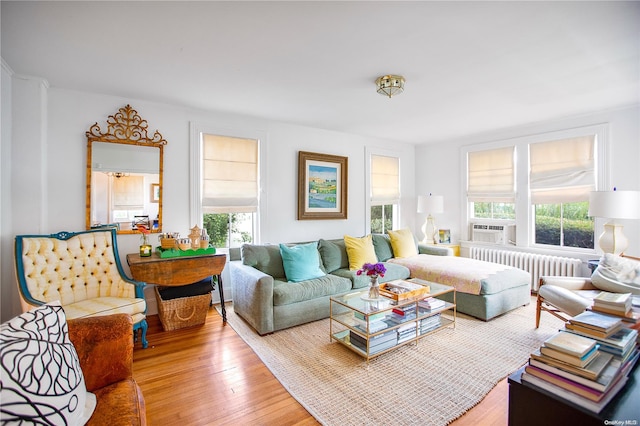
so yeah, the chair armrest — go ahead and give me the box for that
[539,276,596,291]
[418,244,453,256]
[67,313,134,392]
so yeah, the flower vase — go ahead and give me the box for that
[368,275,380,299]
[139,234,152,257]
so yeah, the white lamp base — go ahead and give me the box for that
[598,221,628,255]
[421,214,438,244]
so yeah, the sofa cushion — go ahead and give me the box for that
[318,239,349,273]
[272,275,352,306]
[344,234,378,270]
[63,297,146,324]
[242,244,286,279]
[279,242,325,282]
[387,228,418,258]
[372,234,394,262]
[0,302,97,425]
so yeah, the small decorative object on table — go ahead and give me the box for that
[356,262,387,299]
[200,228,210,248]
[138,225,152,257]
[159,232,179,249]
[189,225,201,249]
[177,238,192,251]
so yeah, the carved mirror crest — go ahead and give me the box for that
[86,105,166,234]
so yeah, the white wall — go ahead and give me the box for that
[2,76,416,321]
[1,60,13,321]
[416,105,640,258]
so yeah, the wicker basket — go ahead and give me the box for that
[155,286,211,331]
[160,237,176,249]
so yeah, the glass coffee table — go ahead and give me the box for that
[330,278,456,360]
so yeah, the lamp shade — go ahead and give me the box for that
[417,194,444,214]
[588,190,640,219]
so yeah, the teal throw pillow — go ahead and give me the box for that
[279,242,326,282]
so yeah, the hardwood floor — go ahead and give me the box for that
[133,308,508,425]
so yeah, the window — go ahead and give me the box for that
[463,124,606,252]
[467,147,515,220]
[198,133,259,248]
[530,136,595,249]
[370,154,399,233]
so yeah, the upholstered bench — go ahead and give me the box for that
[14,228,148,348]
[389,254,532,320]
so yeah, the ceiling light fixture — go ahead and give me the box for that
[376,75,405,98]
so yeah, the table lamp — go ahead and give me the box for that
[417,193,444,244]
[588,188,640,255]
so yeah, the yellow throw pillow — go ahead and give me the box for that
[344,234,378,270]
[388,228,418,258]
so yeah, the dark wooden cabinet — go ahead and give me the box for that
[508,363,640,425]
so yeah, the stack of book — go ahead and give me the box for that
[396,322,418,344]
[350,329,397,354]
[418,297,445,312]
[590,292,640,344]
[419,314,441,334]
[388,304,417,324]
[537,330,599,367]
[521,328,639,413]
[592,291,632,316]
[565,310,623,340]
[353,310,389,333]
[565,310,638,362]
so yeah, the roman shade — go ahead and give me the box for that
[530,136,595,204]
[371,154,399,205]
[467,146,515,202]
[202,134,258,213]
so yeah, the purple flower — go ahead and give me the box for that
[356,262,386,278]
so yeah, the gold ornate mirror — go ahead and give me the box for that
[86,105,166,234]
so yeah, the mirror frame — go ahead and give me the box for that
[86,104,167,234]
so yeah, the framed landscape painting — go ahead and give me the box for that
[298,151,348,220]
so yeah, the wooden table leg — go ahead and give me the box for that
[217,275,227,324]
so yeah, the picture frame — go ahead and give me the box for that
[151,183,160,203]
[438,229,451,244]
[297,151,348,220]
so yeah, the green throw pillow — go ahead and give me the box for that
[318,239,349,273]
[279,242,326,282]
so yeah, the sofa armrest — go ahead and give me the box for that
[230,261,275,335]
[539,276,596,291]
[67,313,134,392]
[418,244,453,256]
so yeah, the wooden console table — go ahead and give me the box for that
[126,253,227,323]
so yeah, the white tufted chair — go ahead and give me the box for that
[14,228,148,348]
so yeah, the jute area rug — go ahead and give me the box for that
[219,300,564,426]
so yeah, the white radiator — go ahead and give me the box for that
[469,247,582,291]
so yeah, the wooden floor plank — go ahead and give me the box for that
[133,307,507,425]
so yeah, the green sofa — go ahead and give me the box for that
[230,234,450,335]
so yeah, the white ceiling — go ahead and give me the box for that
[2,1,639,145]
